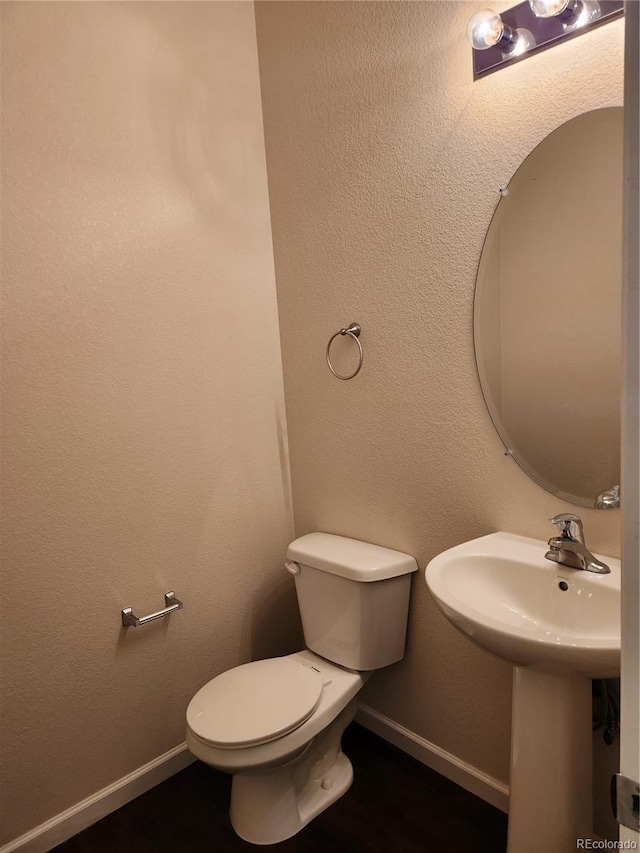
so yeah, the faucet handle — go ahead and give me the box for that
[550,513,585,544]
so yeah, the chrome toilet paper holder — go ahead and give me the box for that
[121,591,183,627]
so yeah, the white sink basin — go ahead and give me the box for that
[425,532,620,678]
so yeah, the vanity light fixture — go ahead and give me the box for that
[468,0,623,80]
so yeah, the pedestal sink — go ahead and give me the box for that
[425,532,620,853]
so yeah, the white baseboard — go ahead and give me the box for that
[0,743,195,853]
[356,703,510,814]
[3,708,508,852]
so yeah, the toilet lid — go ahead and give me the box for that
[186,657,324,748]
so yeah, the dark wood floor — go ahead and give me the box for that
[52,724,507,853]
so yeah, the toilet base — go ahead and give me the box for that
[229,700,357,845]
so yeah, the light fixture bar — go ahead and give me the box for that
[471,0,623,80]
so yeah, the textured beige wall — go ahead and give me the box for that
[0,2,298,845]
[256,0,623,785]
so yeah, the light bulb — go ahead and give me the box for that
[529,0,571,17]
[467,9,535,58]
[529,0,601,29]
[563,0,601,30]
[509,28,536,56]
[467,9,506,50]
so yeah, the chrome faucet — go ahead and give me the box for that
[545,513,610,574]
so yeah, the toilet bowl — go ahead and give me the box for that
[185,533,418,845]
[186,649,370,844]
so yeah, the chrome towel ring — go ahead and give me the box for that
[326,323,363,380]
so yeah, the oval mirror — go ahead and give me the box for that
[474,108,622,509]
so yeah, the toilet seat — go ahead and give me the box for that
[186,657,324,749]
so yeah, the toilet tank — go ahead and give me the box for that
[286,533,418,671]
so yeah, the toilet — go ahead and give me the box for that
[185,532,418,845]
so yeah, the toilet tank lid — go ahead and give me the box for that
[287,533,418,582]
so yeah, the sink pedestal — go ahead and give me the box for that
[425,532,620,853]
[508,667,593,853]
